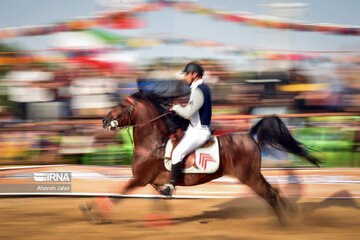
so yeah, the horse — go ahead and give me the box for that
[81,91,321,224]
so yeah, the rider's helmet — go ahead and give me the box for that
[182,62,204,78]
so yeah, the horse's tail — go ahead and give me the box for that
[250,115,321,167]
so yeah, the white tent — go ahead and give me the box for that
[49,31,106,50]
[92,51,138,64]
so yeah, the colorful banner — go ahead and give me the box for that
[172,2,360,36]
[0,2,164,40]
[1,33,359,65]
[0,1,360,40]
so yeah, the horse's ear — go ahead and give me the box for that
[126,96,135,104]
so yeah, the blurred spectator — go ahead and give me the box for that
[69,66,117,116]
[52,66,77,117]
[5,64,54,121]
[202,61,220,93]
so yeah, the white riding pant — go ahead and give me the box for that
[171,126,211,165]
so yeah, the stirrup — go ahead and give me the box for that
[159,184,175,197]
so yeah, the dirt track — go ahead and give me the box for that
[0,197,359,240]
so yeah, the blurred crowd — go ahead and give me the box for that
[0,59,359,167]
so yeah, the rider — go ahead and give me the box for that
[160,62,212,197]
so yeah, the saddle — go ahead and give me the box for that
[169,128,216,146]
[164,129,220,174]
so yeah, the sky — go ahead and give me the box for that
[0,0,359,68]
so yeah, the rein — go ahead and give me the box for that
[111,110,172,130]
[129,112,172,128]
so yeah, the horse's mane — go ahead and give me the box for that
[131,91,190,134]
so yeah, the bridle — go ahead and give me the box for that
[109,97,172,148]
[110,97,171,130]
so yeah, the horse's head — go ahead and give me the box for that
[102,96,135,130]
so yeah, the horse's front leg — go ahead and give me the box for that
[80,157,161,224]
[80,177,148,224]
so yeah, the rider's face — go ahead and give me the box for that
[184,72,198,86]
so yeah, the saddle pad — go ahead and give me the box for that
[164,137,220,174]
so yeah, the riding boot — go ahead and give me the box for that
[159,162,183,197]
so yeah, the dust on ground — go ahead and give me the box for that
[0,196,359,240]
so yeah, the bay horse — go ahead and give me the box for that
[82,91,320,224]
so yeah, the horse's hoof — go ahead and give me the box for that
[157,184,174,198]
[79,203,96,224]
[284,202,300,220]
[79,202,109,224]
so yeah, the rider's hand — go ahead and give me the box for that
[170,104,178,111]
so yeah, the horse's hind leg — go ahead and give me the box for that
[241,173,287,224]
